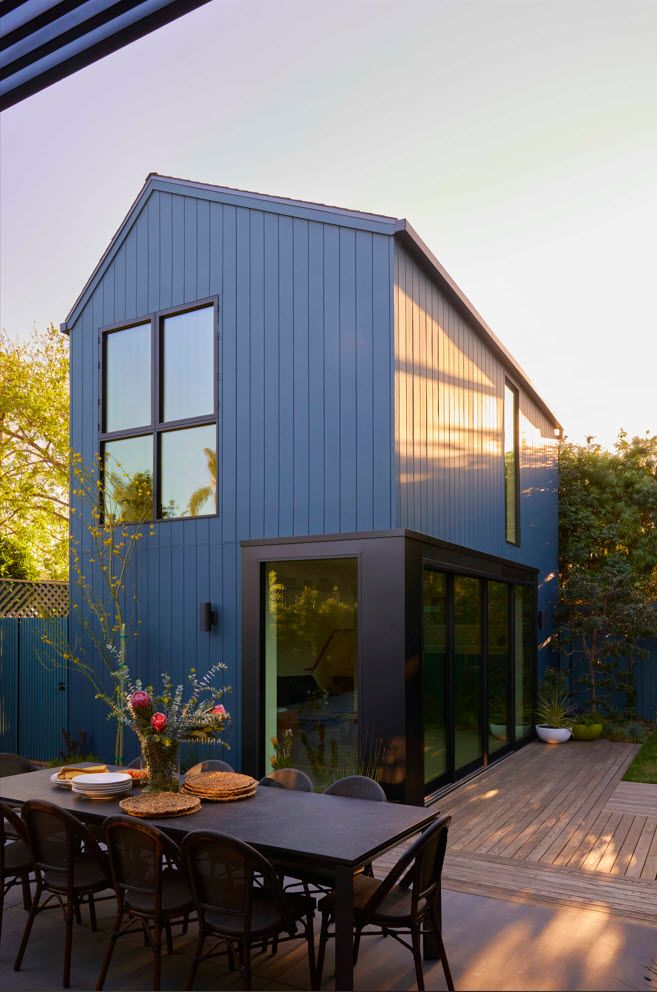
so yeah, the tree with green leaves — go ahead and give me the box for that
[0,534,38,579]
[0,326,69,579]
[555,432,657,716]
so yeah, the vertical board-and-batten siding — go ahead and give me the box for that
[393,243,558,649]
[68,188,395,760]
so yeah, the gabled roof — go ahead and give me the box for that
[61,173,561,429]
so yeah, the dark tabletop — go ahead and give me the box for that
[0,768,436,870]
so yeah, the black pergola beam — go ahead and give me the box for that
[0,0,213,111]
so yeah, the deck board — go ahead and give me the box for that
[374,740,657,924]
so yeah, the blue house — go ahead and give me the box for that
[62,174,560,804]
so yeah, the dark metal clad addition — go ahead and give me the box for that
[0,0,213,111]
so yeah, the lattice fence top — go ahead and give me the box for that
[0,579,68,618]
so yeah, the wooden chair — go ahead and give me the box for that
[182,830,316,990]
[258,768,314,792]
[0,801,33,945]
[97,815,194,992]
[186,759,234,776]
[14,800,111,989]
[325,774,387,803]
[0,753,37,777]
[316,815,454,992]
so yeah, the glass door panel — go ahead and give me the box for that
[264,558,358,783]
[514,585,535,739]
[423,570,447,786]
[454,576,482,771]
[488,581,510,754]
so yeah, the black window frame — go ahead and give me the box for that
[99,296,219,523]
[503,377,520,545]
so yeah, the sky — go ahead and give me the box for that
[1,0,656,449]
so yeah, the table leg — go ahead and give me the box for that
[334,866,355,991]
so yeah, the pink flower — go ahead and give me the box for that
[150,712,167,733]
[212,704,228,718]
[130,690,151,711]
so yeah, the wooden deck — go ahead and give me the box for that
[376,740,657,925]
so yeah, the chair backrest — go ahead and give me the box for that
[0,801,31,874]
[182,830,294,936]
[361,815,451,922]
[258,768,314,792]
[186,759,234,777]
[103,815,183,916]
[0,753,37,777]
[325,775,386,802]
[22,799,104,882]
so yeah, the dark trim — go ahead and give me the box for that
[504,377,521,547]
[98,297,219,523]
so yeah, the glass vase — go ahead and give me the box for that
[139,737,180,793]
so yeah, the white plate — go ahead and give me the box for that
[50,772,73,789]
[71,772,131,788]
[72,785,132,799]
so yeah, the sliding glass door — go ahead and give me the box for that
[423,566,535,793]
[488,581,510,754]
[454,576,482,773]
[423,571,448,787]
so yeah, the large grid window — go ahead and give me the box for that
[504,380,519,544]
[100,301,217,523]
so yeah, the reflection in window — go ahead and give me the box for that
[104,323,151,433]
[454,576,482,771]
[514,585,535,738]
[488,581,510,753]
[423,570,447,787]
[264,559,358,785]
[161,307,214,423]
[103,436,153,523]
[160,425,217,518]
[504,381,519,544]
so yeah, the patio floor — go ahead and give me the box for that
[3,740,657,989]
[0,872,652,991]
[378,738,657,926]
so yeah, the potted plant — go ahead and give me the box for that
[535,668,574,744]
[571,711,604,741]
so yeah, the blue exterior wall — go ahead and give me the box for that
[68,184,396,761]
[67,177,559,762]
[393,242,559,668]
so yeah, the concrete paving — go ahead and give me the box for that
[0,879,653,991]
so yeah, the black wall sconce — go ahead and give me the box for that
[199,601,218,632]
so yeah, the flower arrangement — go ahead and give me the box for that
[103,663,231,792]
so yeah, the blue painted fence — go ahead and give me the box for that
[560,639,657,721]
[0,618,69,760]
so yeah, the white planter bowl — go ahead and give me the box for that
[536,725,571,744]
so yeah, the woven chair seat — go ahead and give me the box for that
[205,890,314,938]
[319,874,415,923]
[43,852,110,893]
[3,838,32,874]
[124,867,193,916]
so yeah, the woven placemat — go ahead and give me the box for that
[119,791,201,819]
[182,770,258,802]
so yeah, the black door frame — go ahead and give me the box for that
[241,529,540,806]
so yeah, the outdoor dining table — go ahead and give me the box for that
[1,767,439,991]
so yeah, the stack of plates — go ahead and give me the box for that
[71,772,133,800]
[182,771,258,803]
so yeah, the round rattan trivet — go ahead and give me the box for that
[119,791,201,819]
[181,770,258,802]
